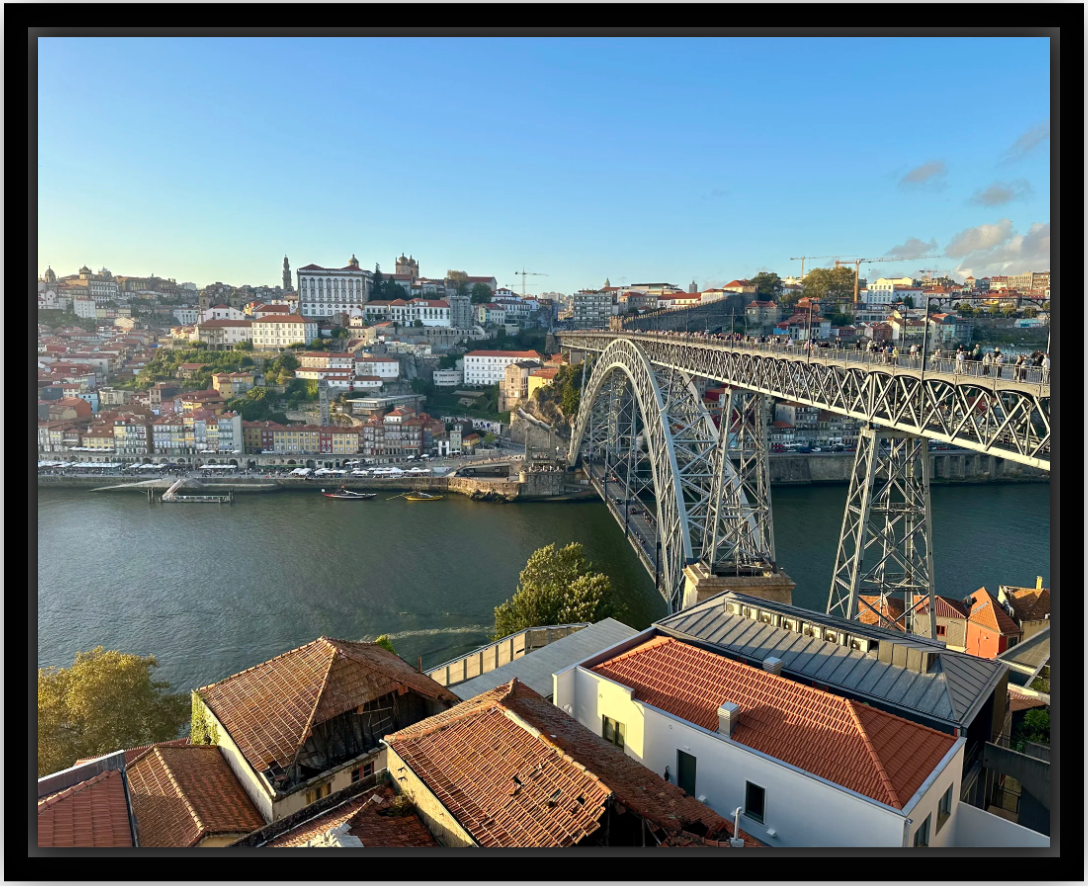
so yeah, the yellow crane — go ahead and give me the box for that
[834,254,941,302]
[513,268,548,298]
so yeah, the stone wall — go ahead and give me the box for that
[767,452,1049,485]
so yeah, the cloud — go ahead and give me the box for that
[702,188,729,201]
[945,219,1014,259]
[1002,119,1050,164]
[946,219,1050,278]
[970,180,1033,206]
[899,161,947,188]
[885,237,938,260]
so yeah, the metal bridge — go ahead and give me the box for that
[559,330,1051,632]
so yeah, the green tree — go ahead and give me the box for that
[470,283,493,304]
[749,271,784,300]
[800,267,856,304]
[374,635,396,654]
[956,302,974,316]
[387,282,408,300]
[492,543,615,639]
[309,338,324,350]
[372,264,385,298]
[413,319,424,328]
[235,340,254,351]
[38,647,189,777]
[482,432,497,445]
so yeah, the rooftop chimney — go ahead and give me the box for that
[718,702,740,738]
[1036,576,1043,590]
[762,657,784,676]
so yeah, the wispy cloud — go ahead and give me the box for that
[946,219,1014,259]
[1001,119,1050,164]
[702,188,729,201]
[970,180,1033,207]
[885,237,938,260]
[945,219,1050,279]
[898,160,947,188]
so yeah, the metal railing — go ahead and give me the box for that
[427,623,591,688]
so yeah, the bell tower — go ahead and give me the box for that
[282,255,292,291]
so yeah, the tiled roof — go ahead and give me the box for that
[592,637,957,809]
[465,350,542,359]
[967,589,1022,635]
[388,680,750,848]
[266,784,438,847]
[126,745,265,846]
[37,769,134,847]
[916,596,968,620]
[198,637,458,773]
[857,596,906,631]
[1008,689,1047,714]
[1002,586,1051,623]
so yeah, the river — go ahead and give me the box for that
[36,483,1050,693]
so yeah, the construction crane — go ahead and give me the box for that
[513,268,548,298]
[789,255,847,280]
[833,254,941,303]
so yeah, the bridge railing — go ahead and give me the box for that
[570,331,1051,389]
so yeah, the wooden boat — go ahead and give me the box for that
[321,488,376,500]
[404,491,444,501]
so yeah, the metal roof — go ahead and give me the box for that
[449,618,639,701]
[997,626,1050,676]
[657,592,1007,730]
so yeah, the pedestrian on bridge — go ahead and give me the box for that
[909,343,918,366]
[891,346,900,366]
[982,352,992,376]
[1042,352,1050,382]
[955,349,966,374]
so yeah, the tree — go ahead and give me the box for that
[235,340,254,351]
[374,635,396,654]
[387,282,408,300]
[482,432,497,446]
[492,543,615,639]
[749,272,784,301]
[800,267,856,304]
[901,296,915,309]
[309,338,324,350]
[470,283,493,304]
[372,264,385,298]
[38,647,189,777]
[413,319,424,328]
[956,302,974,316]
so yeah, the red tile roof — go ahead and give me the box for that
[592,637,957,809]
[857,596,906,631]
[266,784,438,847]
[126,745,265,846]
[198,637,458,774]
[966,589,1022,635]
[1002,586,1051,623]
[386,680,755,848]
[37,769,134,847]
[1008,690,1047,714]
[465,350,542,359]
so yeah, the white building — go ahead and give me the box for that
[555,631,967,848]
[202,304,247,322]
[251,315,316,349]
[433,368,464,387]
[866,278,924,306]
[363,298,451,327]
[73,298,97,319]
[355,355,400,379]
[196,319,254,349]
[297,255,372,319]
[475,304,507,326]
[462,350,542,386]
[173,308,199,325]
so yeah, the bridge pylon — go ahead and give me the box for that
[827,425,936,637]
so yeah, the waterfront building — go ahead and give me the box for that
[384,679,758,848]
[297,255,372,319]
[997,578,1051,641]
[191,637,458,823]
[463,350,542,386]
[963,589,1024,659]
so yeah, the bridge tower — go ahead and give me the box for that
[827,426,937,637]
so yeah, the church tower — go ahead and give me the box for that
[689,280,698,294]
[282,255,292,290]
[44,266,56,283]
[604,278,611,288]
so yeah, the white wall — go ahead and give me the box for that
[200,700,274,823]
[951,802,1050,848]
[559,667,911,847]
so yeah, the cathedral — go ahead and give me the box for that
[395,253,420,281]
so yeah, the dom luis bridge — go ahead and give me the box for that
[558,329,1051,636]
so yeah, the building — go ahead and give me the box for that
[997,578,1051,641]
[963,588,1023,659]
[474,303,506,326]
[211,371,256,399]
[432,368,464,387]
[447,294,473,329]
[384,679,757,848]
[355,354,400,380]
[527,367,558,399]
[572,290,612,329]
[463,350,542,386]
[197,319,254,350]
[297,255,372,319]
[364,298,451,327]
[192,637,458,824]
[395,253,420,279]
[499,360,538,411]
[745,300,779,332]
[37,755,136,847]
[251,315,317,349]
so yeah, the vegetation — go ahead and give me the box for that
[1012,709,1050,751]
[749,271,784,300]
[550,363,585,418]
[492,543,617,640]
[38,309,98,333]
[121,344,259,391]
[189,692,219,746]
[798,266,856,306]
[470,282,493,304]
[374,635,396,655]
[38,647,189,777]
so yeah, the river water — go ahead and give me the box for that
[37,483,1050,693]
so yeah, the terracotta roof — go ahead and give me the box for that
[266,784,438,847]
[966,589,1022,635]
[198,637,458,773]
[387,680,752,847]
[126,745,265,846]
[592,637,956,809]
[1002,586,1051,623]
[1008,689,1047,714]
[915,596,968,620]
[253,315,309,323]
[198,319,253,328]
[37,769,134,847]
[530,368,559,379]
[857,596,906,631]
[465,350,542,359]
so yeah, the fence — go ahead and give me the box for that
[427,624,591,688]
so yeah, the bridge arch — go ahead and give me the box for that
[568,338,759,610]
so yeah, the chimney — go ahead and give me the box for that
[717,702,740,738]
[762,656,784,676]
[1036,576,1043,590]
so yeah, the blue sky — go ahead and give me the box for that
[38,37,1051,292]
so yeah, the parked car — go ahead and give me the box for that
[811,447,822,452]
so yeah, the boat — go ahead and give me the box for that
[321,487,376,500]
[404,491,444,501]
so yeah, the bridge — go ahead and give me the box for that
[559,330,1051,633]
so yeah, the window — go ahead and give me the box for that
[677,750,697,795]
[936,785,953,833]
[602,715,625,750]
[937,624,947,637]
[305,782,332,805]
[351,768,361,783]
[745,781,766,823]
[913,813,931,846]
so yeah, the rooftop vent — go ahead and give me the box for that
[878,641,938,674]
[717,702,740,738]
[762,657,784,676]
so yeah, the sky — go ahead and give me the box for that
[38,37,1051,293]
